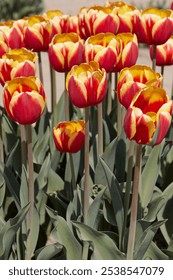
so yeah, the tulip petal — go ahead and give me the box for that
[67,76,88,108]
[134,114,155,144]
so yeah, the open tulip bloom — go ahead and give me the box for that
[3,76,46,125]
[53,120,85,153]
[84,32,122,73]
[66,61,108,108]
[0,48,37,86]
[124,86,173,145]
[117,65,162,109]
[150,36,173,66]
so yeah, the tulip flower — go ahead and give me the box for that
[43,10,68,39]
[113,33,138,72]
[48,32,84,73]
[150,36,173,66]
[24,15,52,52]
[124,86,173,145]
[78,5,119,40]
[0,30,9,58]
[0,48,37,86]
[136,8,173,45]
[117,65,162,109]
[105,1,140,34]
[84,32,122,72]
[3,76,46,125]
[66,61,108,108]
[0,19,26,49]
[53,120,85,153]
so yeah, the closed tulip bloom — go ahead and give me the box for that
[0,48,37,86]
[66,61,108,108]
[106,1,140,34]
[78,5,119,40]
[43,10,69,39]
[0,19,26,49]
[124,86,173,145]
[0,30,9,58]
[113,33,138,72]
[136,8,173,45]
[3,76,46,125]
[150,36,173,66]
[117,65,162,109]
[48,33,84,73]
[53,120,85,153]
[84,32,122,72]
[24,15,52,52]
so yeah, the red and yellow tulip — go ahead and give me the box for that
[0,48,37,86]
[117,65,162,109]
[78,5,119,40]
[53,120,85,153]
[24,15,52,52]
[0,30,9,58]
[3,76,46,125]
[48,32,84,73]
[105,1,140,34]
[136,8,173,45]
[0,19,26,49]
[113,32,138,72]
[124,86,173,145]
[84,32,122,72]
[66,61,108,108]
[150,36,173,66]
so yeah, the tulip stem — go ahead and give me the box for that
[122,140,135,250]
[152,45,157,72]
[20,124,27,168]
[0,110,4,164]
[161,66,164,87]
[69,153,76,194]
[26,124,34,260]
[98,103,103,157]
[127,144,142,260]
[50,65,56,116]
[38,52,43,84]
[65,72,70,121]
[84,107,90,224]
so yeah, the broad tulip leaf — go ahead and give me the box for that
[134,220,166,260]
[95,157,124,241]
[52,91,65,125]
[0,172,5,207]
[102,137,118,171]
[141,142,163,208]
[73,221,125,260]
[47,168,64,193]
[36,243,63,260]
[144,241,168,260]
[33,127,50,164]
[36,154,50,190]
[87,186,106,228]
[144,193,165,222]
[157,182,173,244]
[0,203,30,259]
[5,139,21,175]
[46,206,82,260]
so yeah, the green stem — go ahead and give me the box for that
[50,65,56,115]
[69,153,76,195]
[84,107,90,224]
[38,52,43,84]
[127,144,142,260]
[65,72,70,121]
[117,100,122,136]
[20,124,27,168]
[122,140,135,250]
[98,103,103,157]
[26,124,34,260]
[152,45,157,72]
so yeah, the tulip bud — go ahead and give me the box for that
[53,120,85,153]
[84,32,122,72]
[48,33,84,72]
[117,65,162,109]
[124,86,173,145]
[3,76,46,125]
[66,61,108,108]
